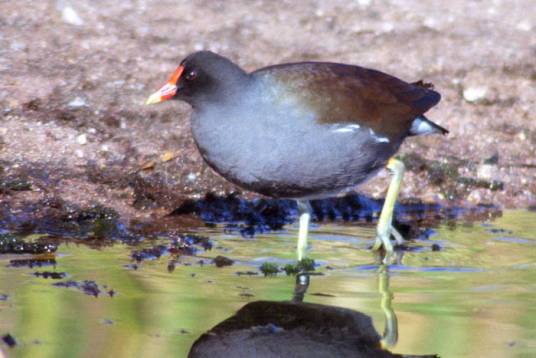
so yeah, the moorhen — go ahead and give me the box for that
[146,51,446,262]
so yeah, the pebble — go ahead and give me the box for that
[61,6,84,26]
[381,22,394,33]
[477,164,498,181]
[68,97,87,108]
[76,133,87,145]
[10,41,26,51]
[423,17,439,30]
[463,86,488,103]
[187,172,197,182]
[516,21,532,32]
[356,0,372,7]
[467,190,482,203]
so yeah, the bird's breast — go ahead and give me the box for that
[189,81,399,197]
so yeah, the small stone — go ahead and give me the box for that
[68,97,87,108]
[467,190,482,203]
[477,164,498,181]
[10,41,26,51]
[213,255,234,268]
[314,8,324,17]
[187,172,197,182]
[356,0,371,7]
[423,17,439,29]
[76,133,87,145]
[463,86,488,103]
[61,6,84,26]
[381,22,394,32]
[516,21,532,32]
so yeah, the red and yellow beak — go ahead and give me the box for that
[145,65,184,105]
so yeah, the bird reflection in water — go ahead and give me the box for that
[292,266,397,349]
[378,264,397,349]
[189,264,437,357]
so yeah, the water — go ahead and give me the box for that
[1,208,536,357]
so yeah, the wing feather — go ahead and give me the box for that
[252,62,441,140]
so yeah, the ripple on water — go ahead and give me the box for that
[492,236,534,245]
[354,264,484,273]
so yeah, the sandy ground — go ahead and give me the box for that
[1,0,535,223]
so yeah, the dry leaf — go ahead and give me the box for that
[160,151,176,162]
[140,161,155,171]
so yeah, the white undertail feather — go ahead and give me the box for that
[332,124,361,133]
[332,124,390,143]
[409,115,448,136]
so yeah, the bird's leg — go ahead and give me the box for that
[296,200,312,261]
[292,273,310,303]
[372,158,405,262]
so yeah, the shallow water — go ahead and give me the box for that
[1,208,536,357]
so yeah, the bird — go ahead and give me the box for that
[146,51,446,262]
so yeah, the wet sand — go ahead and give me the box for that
[1,0,535,225]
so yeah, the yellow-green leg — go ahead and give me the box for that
[372,158,405,262]
[378,264,398,348]
[296,200,312,261]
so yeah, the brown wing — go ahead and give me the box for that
[253,62,441,140]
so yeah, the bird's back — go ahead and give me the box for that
[251,61,441,141]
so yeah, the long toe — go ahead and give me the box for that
[390,225,405,246]
[374,226,395,259]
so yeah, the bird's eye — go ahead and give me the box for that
[185,70,197,81]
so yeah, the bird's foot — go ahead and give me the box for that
[372,224,405,263]
[373,158,405,264]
